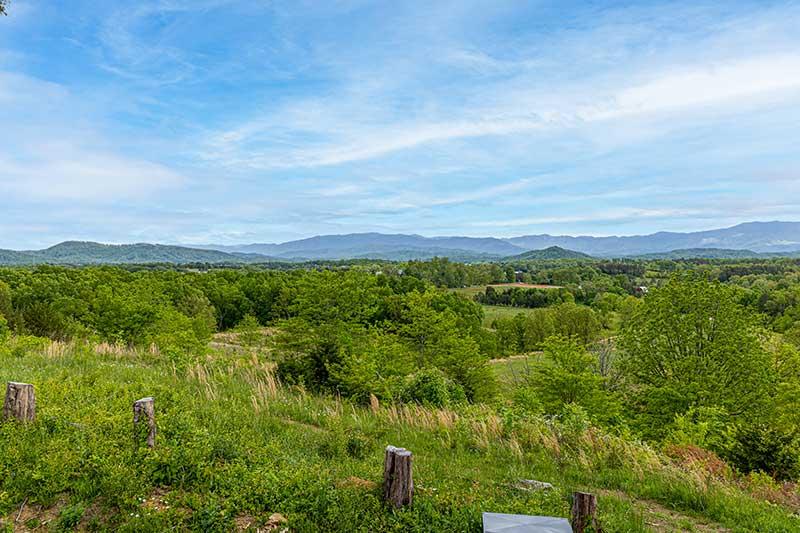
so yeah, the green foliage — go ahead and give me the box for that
[665,406,736,453]
[234,314,262,347]
[518,337,619,424]
[0,314,8,342]
[492,303,601,354]
[619,275,771,439]
[56,503,85,532]
[400,368,465,407]
[3,258,800,511]
[1,316,800,531]
[727,425,800,480]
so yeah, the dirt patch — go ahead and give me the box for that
[141,488,172,512]
[234,514,259,531]
[489,353,541,364]
[336,476,378,490]
[7,497,65,532]
[598,489,730,532]
[234,513,289,532]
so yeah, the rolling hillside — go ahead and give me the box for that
[200,221,800,259]
[505,246,593,260]
[0,242,273,265]
[2,221,798,264]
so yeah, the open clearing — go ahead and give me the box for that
[488,282,564,290]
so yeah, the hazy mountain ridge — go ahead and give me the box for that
[632,248,800,260]
[1,222,798,264]
[201,221,800,259]
[506,221,800,256]
[0,241,274,265]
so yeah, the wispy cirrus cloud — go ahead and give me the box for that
[2,0,800,246]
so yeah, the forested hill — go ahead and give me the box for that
[632,248,800,259]
[505,246,592,260]
[0,241,273,265]
[199,221,800,258]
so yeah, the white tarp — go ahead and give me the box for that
[482,512,572,533]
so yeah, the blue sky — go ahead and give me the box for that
[1,0,799,248]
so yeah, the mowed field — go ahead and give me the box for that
[452,284,562,326]
[453,283,563,299]
[482,305,540,326]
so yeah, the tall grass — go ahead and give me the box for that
[0,341,797,531]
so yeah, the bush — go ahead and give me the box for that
[56,503,85,532]
[345,430,370,459]
[401,369,464,408]
[727,425,800,480]
[0,313,8,342]
[665,406,736,455]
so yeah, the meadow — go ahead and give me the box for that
[1,259,800,531]
[1,338,799,532]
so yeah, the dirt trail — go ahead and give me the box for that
[598,489,731,532]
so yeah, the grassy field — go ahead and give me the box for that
[490,355,534,386]
[452,286,564,327]
[1,340,799,531]
[481,305,542,327]
[452,284,562,298]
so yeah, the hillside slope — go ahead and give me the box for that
[0,339,797,532]
[200,221,800,259]
[0,241,274,265]
[505,246,593,260]
[507,221,800,256]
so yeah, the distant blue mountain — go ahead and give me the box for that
[201,221,800,259]
[1,221,798,264]
[0,241,272,265]
[505,221,800,256]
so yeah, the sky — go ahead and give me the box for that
[1,0,799,248]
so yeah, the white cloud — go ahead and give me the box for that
[467,208,710,228]
[203,50,800,170]
[0,149,185,201]
[0,71,186,202]
[590,54,800,120]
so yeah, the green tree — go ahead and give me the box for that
[235,314,262,347]
[0,313,9,342]
[619,276,771,439]
[524,336,618,424]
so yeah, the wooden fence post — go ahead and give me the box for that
[133,397,156,448]
[3,382,35,422]
[571,492,600,533]
[383,445,413,508]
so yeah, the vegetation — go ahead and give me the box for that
[505,246,593,261]
[1,256,800,530]
[0,242,277,266]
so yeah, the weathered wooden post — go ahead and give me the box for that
[383,445,413,508]
[571,492,599,533]
[3,382,35,422]
[133,397,156,448]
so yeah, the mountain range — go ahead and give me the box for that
[0,221,797,265]
[198,221,800,260]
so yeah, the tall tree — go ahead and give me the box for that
[620,275,771,438]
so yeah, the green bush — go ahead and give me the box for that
[401,368,464,408]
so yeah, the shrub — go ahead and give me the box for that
[401,368,464,408]
[0,313,8,342]
[56,503,85,532]
[345,430,370,459]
